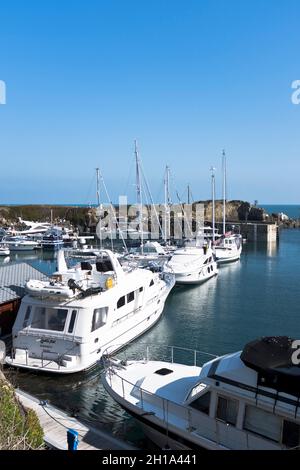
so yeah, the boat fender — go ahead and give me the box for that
[105,277,114,289]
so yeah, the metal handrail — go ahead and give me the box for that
[104,365,286,450]
[102,343,217,370]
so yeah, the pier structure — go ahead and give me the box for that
[214,221,278,242]
[16,389,136,450]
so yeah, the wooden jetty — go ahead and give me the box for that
[16,389,137,450]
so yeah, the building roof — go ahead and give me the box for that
[0,262,49,304]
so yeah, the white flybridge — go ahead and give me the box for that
[102,336,300,450]
[5,249,175,374]
[215,151,242,264]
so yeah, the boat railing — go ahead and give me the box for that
[104,364,287,450]
[10,339,80,371]
[102,343,217,370]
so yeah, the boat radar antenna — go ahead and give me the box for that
[210,166,216,245]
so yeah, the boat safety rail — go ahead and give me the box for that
[104,369,289,450]
[10,340,80,370]
[102,343,217,371]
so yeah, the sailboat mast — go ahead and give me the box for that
[187,184,190,205]
[96,167,103,249]
[135,140,143,250]
[210,167,216,244]
[164,165,171,242]
[222,150,226,236]
[96,168,100,207]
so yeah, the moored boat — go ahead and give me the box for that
[6,249,175,374]
[102,336,300,450]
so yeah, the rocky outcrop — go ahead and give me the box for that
[198,200,268,222]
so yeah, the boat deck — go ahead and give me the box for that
[16,389,137,450]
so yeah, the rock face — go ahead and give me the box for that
[0,201,269,234]
[199,200,267,222]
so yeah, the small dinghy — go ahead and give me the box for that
[25,279,76,298]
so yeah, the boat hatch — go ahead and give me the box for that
[155,368,173,376]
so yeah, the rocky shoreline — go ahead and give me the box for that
[0,201,298,234]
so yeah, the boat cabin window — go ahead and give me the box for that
[127,291,135,303]
[23,306,32,328]
[31,307,68,332]
[216,396,238,426]
[91,307,108,332]
[81,261,93,271]
[139,287,143,292]
[68,310,77,333]
[282,420,300,448]
[117,296,125,308]
[149,279,154,287]
[189,391,211,415]
[96,259,113,272]
[243,405,281,442]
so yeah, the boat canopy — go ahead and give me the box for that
[241,336,300,396]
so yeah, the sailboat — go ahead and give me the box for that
[125,143,169,263]
[166,168,218,285]
[214,151,242,264]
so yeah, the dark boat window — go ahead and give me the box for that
[243,405,281,442]
[81,261,93,271]
[139,286,143,292]
[190,391,211,415]
[216,396,238,426]
[282,420,300,448]
[91,307,108,332]
[154,368,173,376]
[149,279,154,287]
[68,310,77,333]
[31,307,68,331]
[127,291,134,303]
[117,296,125,308]
[23,306,32,328]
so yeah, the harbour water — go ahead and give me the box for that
[3,228,300,448]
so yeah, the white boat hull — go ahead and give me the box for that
[175,265,218,285]
[8,244,37,251]
[0,249,10,256]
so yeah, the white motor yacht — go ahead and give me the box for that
[0,244,10,256]
[166,239,218,285]
[215,152,242,264]
[102,336,300,450]
[5,249,175,374]
[215,234,242,264]
[125,241,170,264]
[1,236,39,251]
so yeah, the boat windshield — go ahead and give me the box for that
[30,307,68,331]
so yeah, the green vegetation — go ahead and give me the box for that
[0,373,44,450]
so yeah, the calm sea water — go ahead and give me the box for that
[3,228,300,448]
[261,204,300,219]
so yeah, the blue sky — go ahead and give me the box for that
[0,0,300,204]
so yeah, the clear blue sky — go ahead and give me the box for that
[0,0,300,204]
